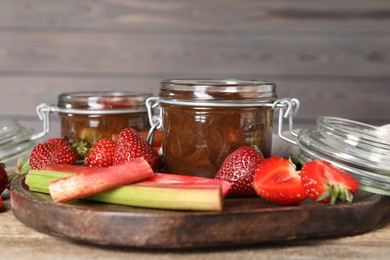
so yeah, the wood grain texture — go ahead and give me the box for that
[1,31,390,77]
[3,196,390,259]
[1,0,390,30]
[0,0,389,130]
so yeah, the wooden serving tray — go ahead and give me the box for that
[10,175,390,249]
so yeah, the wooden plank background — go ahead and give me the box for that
[0,0,389,139]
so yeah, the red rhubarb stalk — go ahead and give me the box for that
[143,173,232,197]
[48,158,153,203]
[42,164,98,174]
[42,164,232,197]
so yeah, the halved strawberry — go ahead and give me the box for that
[253,157,306,205]
[85,138,116,167]
[113,128,162,171]
[300,160,359,205]
[214,146,264,197]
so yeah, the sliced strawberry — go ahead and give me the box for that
[85,138,116,167]
[29,143,78,170]
[253,157,306,205]
[214,146,264,197]
[300,160,359,205]
[113,128,162,172]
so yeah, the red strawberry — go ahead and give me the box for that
[45,137,71,147]
[113,128,161,171]
[45,137,79,160]
[85,138,116,167]
[0,163,7,194]
[29,143,78,170]
[214,146,264,197]
[253,157,307,205]
[300,160,359,205]
[139,130,163,152]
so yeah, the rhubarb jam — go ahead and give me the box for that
[158,79,277,178]
[57,91,151,144]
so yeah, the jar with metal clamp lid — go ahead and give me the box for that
[146,79,299,178]
[36,91,151,144]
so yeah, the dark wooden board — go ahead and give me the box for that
[10,175,390,249]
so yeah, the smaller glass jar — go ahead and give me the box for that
[55,91,151,144]
[0,119,36,168]
[297,116,390,196]
[150,79,279,178]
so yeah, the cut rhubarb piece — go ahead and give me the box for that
[26,169,224,211]
[143,173,232,197]
[48,158,153,203]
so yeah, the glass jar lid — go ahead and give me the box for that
[57,91,151,113]
[159,79,277,106]
[0,119,36,163]
[297,116,390,196]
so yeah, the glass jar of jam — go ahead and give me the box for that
[148,79,279,178]
[53,91,151,144]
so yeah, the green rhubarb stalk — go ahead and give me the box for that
[25,170,73,193]
[26,169,223,211]
[89,183,222,211]
[48,158,153,203]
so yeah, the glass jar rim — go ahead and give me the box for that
[58,91,152,110]
[161,78,275,89]
[159,78,277,105]
[55,91,152,114]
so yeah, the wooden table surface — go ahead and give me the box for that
[2,198,390,260]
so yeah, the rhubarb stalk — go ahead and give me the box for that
[48,158,153,203]
[26,169,224,211]
[89,182,223,211]
[42,164,99,174]
[143,173,231,196]
[42,164,232,196]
